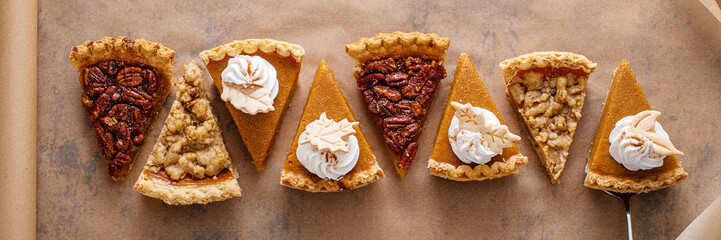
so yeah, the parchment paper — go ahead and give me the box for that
[36,0,721,239]
[0,0,36,239]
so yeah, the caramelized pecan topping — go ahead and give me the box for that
[80,60,160,178]
[357,56,446,170]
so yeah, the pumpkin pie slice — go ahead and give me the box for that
[428,54,528,181]
[134,62,241,205]
[584,60,687,193]
[500,52,597,183]
[281,61,384,192]
[345,31,449,178]
[69,37,175,181]
[199,39,304,172]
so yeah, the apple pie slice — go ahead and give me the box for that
[500,52,596,183]
[134,63,241,205]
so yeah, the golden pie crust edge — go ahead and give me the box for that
[428,154,528,181]
[499,51,597,81]
[134,170,242,205]
[199,39,305,64]
[69,36,175,81]
[584,167,688,193]
[280,164,384,193]
[344,31,450,64]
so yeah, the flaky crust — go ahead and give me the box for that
[428,154,528,181]
[584,167,688,193]
[199,39,305,64]
[134,170,242,205]
[280,164,384,192]
[499,51,597,82]
[69,36,175,84]
[344,31,450,63]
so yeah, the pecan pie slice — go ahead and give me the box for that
[134,63,241,205]
[69,37,174,181]
[345,32,449,178]
[500,52,596,183]
[199,39,304,172]
[428,54,528,181]
[584,60,687,193]
[281,61,384,192]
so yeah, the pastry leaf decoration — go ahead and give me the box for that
[451,101,521,153]
[299,113,359,153]
[627,110,684,156]
[234,85,275,114]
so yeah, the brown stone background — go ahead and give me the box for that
[37,0,721,239]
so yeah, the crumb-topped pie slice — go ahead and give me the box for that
[345,31,449,178]
[500,52,596,183]
[281,61,384,192]
[134,63,241,205]
[428,54,528,181]
[584,60,687,193]
[69,37,174,181]
[199,39,304,172]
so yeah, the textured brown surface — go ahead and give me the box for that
[38,0,721,238]
[0,0,36,239]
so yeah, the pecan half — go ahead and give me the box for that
[399,142,418,170]
[121,89,152,107]
[117,67,144,87]
[373,86,402,102]
[85,67,108,86]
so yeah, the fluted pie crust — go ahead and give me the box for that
[345,31,450,64]
[584,60,687,193]
[134,63,241,205]
[499,51,596,80]
[199,39,304,172]
[280,61,384,192]
[500,52,596,183]
[428,54,528,181]
[199,39,305,64]
[69,36,175,181]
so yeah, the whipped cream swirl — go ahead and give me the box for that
[609,111,682,171]
[296,113,360,180]
[220,54,279,115]
[449,106,505,165]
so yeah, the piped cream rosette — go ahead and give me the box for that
[220,54,279,115]
[609,110,683,171]
[448,102,521,165]
[296,113,360,180]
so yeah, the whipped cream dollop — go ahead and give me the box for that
[448,102,520,165]
[609,110,683,171]
[220,54,279,115]
[296,113,360,180]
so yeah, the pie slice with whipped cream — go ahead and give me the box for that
[134,62,241,205]
[281,61,384,192]
[428,54,528,181]
[584,60,687,193]
[199,39,304,172]
[345,31,449,178]
[500,52,596,183]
